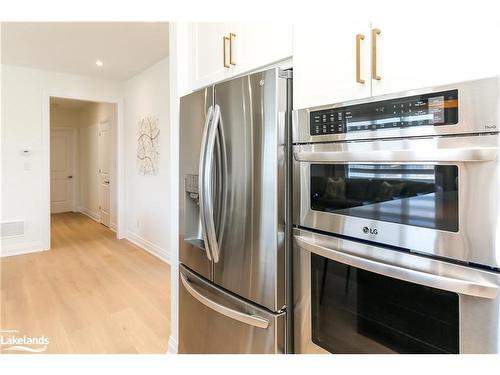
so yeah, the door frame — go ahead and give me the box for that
[42,91,125,249]
[50,127,78,213]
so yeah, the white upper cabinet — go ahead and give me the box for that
[293,21,372,110]
[190,23,236,90]
[188,23,292,91]
[371,15,500,96]
[293,15,500,108]
[235,23,293,76]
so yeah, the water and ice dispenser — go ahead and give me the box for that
[183,174,205,250]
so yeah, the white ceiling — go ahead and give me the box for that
[1,22,169,81]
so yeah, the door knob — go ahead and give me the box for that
[68,175,73,179]
[104,180,110,184]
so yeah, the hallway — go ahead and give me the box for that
[0,213,170,354]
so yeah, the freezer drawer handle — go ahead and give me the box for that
[180,273,270,329]
[295,234,500,299]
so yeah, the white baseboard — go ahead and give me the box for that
[79,209,118,234]
[167,336,178,354]
[78,208,100,223]
[0,240,48,257]
[126,231,170,264]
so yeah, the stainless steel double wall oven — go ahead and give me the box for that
[293,77,500,353]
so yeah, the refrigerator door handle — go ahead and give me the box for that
[201,105,222,263]
[198,105,214,261]
[180,272,270,329]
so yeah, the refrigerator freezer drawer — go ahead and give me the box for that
[179,264,286,354]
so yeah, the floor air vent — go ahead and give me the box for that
[1,221,25,238]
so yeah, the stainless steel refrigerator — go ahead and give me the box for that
[178,67,292,353]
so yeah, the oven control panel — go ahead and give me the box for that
[310,89,458,136]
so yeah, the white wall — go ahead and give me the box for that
[50,105,80,129]
[1,64,123,256]
[2,60,171,262]
[124,57,170,263]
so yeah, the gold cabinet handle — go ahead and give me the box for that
[371,28,381,80]
[223,35,230,68]
[356,33,365,84]
[229,33,236,66]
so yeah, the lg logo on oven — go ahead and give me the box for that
[363,226,378,235]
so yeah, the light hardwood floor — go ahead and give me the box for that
[0,212,170,354]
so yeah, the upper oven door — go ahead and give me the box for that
[293,134,500,268]
[293,77,500,143]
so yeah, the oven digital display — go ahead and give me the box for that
[309,89,458,136]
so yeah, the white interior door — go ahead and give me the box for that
[50,129,74,213]
[98,121,111,227]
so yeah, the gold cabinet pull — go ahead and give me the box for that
[223,35,230,68]
[371,28,381,80]
[356,33,365,84]
[229,33,236,66]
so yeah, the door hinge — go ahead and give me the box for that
[99,205,101,210]
[278,68,293,79]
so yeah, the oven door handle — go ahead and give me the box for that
[295,234,500,299]
[293,147,498,163]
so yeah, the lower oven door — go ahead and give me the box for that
[293,228,500,354]
[293,134,500,268]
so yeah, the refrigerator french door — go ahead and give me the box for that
[179,67,292,354]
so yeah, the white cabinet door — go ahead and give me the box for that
[371,15,500,96]
[293,21,372,109]
[234,23,293,76]
[189,22,292,91]
[190,23,236,90]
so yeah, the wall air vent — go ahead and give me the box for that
[0,221,25,238]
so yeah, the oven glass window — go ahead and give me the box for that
[310,164,459,232]
[311,254,460,353]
